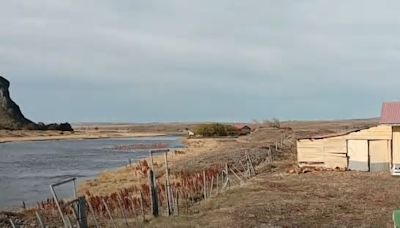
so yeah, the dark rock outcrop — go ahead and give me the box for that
[0,76,34,129]
[0,76,73,131]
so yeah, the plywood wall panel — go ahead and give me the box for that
[369,140,391,172]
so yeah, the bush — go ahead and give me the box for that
[264,118,280,128]
[194,123,239,137]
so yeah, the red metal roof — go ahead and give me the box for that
[380,102,400,124]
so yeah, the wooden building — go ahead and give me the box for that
[297,102,400,173]
[233,124,252,135]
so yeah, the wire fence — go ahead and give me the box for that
[8,134,293,227]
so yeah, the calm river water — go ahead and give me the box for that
[0,136,181,210]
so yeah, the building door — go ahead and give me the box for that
[348,140,369,171]
[393,127,400,168]
[369,140,391,172]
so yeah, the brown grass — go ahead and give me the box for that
[145,170,399,227]
[10,118,394,227]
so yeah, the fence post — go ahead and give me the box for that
[175,191,179,216]
[268,147,273,163]
[78,197,88,228]
[209,176,214,197]
[216,173,219,195]
[148,169,159,217]
[225,163,230,189]
[149,151,155,170]
[164,151,172,216]
[203,170,207,200]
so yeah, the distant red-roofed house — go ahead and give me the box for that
[380,102,400,125]
[233,124,252,135]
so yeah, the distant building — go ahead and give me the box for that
[233,124,252,135]
[185,128,195,137]
[188,130,195,137]
[296,102,400,174]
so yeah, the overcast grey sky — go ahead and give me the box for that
[1,1,400,123]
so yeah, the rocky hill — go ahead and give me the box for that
[0,76,73,131]
[0,76,34,129]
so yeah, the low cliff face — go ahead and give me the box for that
[0,76,34,129]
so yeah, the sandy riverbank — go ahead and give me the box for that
[0,129,168,143]
[0,122,196,144]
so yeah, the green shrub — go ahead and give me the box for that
[194,123,239,137]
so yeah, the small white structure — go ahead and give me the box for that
[185,128,195,137]
[188,130,195,137]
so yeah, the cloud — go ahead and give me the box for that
[1,0,400,122]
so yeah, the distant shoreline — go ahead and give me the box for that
[0,131,170,144]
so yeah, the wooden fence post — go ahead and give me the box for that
[149,150,156,185]
[225,163,229,179]
[203,170,207,200]
[209,176,214,197]
[175,191,179,216]
[148,169,159,217]
[164,151,173,216]
[216,173,219,195]
[78,197,88,228]
[223,164,230,190]
[268,148,273,163]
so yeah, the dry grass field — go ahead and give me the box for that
[147,171,400,227]
[5,118,396,227]
[78,118,400,228]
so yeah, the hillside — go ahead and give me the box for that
[0,76,73,131]
[0,76,34,129]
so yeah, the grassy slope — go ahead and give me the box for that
[80,119,397,227]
